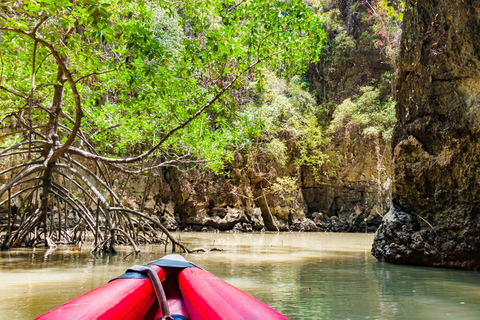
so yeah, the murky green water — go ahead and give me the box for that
[1,232,480,319]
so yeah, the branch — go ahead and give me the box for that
[0,126,47,140]
[0,160,43,177]
[49,190,96,239]
[52,171,105,235]
[0,27,84,162]
[0,165,45,200]
[0,185,42,207]
[228,0,248,12]
[52,170,96,205]
[32,14,49,35]
[0,85,28,99]
[190,247,224,253]
[11,111,48,140]
[74,67,122,84]
[8,208,42,248]
[111,227,140,254]
[50,183,96,230]
[53,164,109,211]
[65,158,120,204]
[0,149,44,159]
[0,140,46,156]
[34,52,53,76]
[110,207,191,253]
[91,124,121,137]
[63,51,284,165]
[29,39,39,159]
[0,112,16,124]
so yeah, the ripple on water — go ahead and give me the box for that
[1,232,480,320]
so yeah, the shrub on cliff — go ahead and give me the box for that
[330,85,396,140]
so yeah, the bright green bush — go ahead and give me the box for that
[330,85,396,140]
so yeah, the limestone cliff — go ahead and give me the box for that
[117,124,392,233]
[307,0,395,104]
[372,0,480,270]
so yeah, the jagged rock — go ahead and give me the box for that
[229,222,253,233]
[247,208,265,230]
[298,219,318,232]
[372,0,480,270]
[307,0,392,104]
[186,207,247,231]
[144,199,156,213]
[372,206,420,263]
[121,196,139,210]
[211,207,227,218]
[270,216,290,231]
[158,201,179,231]
[311,212,325,224]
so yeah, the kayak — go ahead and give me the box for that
[35,254,289,320]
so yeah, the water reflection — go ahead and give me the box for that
[1,233,480,319]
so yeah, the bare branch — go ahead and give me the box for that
[50,184,96,230]
[9,208,42,248]
[0,165,45,202]
[0,185,42,207]
[0,126,47,139]
[74,67,122,84]
[0,160,43,177]
[0,85,28,99]
[0,27,84,162]
[11,112,48,140]
[32,14,49,35]
[53,163,109,210]
[111,227,140,254]
[64,158,120,204]
[228,0,248,12]
[29,38,39,159]
[111,207,191,253]
[0,149,45,158]
[0,112,16,124]
[0,141,45,156]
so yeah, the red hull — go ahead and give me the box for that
[35,255,288,320]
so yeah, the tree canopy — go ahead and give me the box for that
[0,0,325,252]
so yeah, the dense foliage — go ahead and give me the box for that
[1,0,325,170]
[0,0,326,251]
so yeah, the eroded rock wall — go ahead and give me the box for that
[308,0,393,104]
[117,125,392,233]
[372,0,480,269]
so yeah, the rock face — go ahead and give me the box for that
[117,124,392,233]
[307,0,393,104]
[303,123,392,232]
[372,0,480,270]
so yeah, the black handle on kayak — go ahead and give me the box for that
[126,265,173,320]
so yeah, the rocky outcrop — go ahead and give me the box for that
[372,0,480,270]
[307,0,394,104]
[116,122,392,233]
[303,123,392,232]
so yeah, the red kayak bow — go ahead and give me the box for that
[35,254,288,320]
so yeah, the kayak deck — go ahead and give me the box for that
[35,254,288,320]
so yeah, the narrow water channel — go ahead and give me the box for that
[1,232,480,319]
